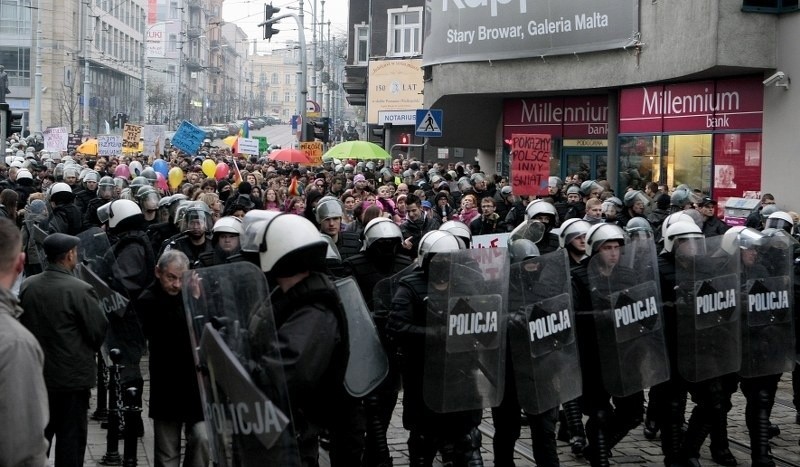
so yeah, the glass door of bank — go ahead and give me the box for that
[563,150,608,182]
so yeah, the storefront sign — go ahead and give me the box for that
[424,0,639,66]
[619,76,764,133]
[367,59,424,124]
[504,96,608,139]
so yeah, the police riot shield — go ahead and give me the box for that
[675,235,741,383]
[74,228,128,317]
[372,263,416,316]
[182,262,300,467]
[740,231,795,377]
[424,248,509,413]
[335,277,389,397]
[508,249,582,414]
[588,241,669,397]
[509,219,546,245]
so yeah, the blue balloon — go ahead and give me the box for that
[153,159,168,177]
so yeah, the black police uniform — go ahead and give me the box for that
[346,250,412,467]
[387,270,484,466]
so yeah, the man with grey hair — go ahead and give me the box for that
[20,231,107,466]
[0,218,49,466]
[134,249,209,467]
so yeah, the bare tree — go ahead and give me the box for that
[58,64,81,132]
[146,79,171,124]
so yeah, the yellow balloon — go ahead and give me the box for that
[202,159,216,178]
[168,167,184,189]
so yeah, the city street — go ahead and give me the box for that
[76,363,800,466]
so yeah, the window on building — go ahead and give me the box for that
[354,24,368,64]
[167,65,176,83]
[285,74,292,85]
[271,73,279,85]
[618,136,665,192]
[170,1,179,19]
[742,0,799,12]
[0,0,32,35]
[387,7,422,57]
[284,92,291,102]
[0,46,30,87]
[168,34,177,53]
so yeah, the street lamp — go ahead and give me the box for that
[141,20,174,124]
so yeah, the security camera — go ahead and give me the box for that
[763,71,788,87]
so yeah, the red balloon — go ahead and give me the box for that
[214,162,230,181]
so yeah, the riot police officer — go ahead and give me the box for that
[84,176,116,228]
[196,216,244,268]
[103,199,156,438]
[524,200,560,253]
[346,217,413,467]
[572,224,656,467]
[74,170,99,215]
[161,201,213,266]
[492,238,561,466]
[387,230,485,466]
[241,210,364,466]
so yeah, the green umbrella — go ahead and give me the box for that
[322,140,391,162]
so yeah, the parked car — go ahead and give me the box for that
[199,127,216,140]
[210,126,229,139]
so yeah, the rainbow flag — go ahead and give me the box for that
[239,119,250,138]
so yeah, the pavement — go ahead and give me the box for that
[74,362,800,467]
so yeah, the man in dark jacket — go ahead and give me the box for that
[20,232,107,467]
[470,196,505,236]
[46,182,85,235]
[400,194,441,259]
[135,250,209,466]
[697,196,729,237]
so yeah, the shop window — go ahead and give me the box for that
[667,134,713,194]
[742,0,799,13]
[618,136,664,192]
[712,133,763,206]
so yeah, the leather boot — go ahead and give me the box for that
[583,410,611,467]
[408,432,438,467]
[363,394,392,467]
[709,403,736,466]
[557,410,569,442]
[528,409,559,466]
[563,398,586,455]
[453,427,484,467]
[747,389,776,467]
[680,402,716,463]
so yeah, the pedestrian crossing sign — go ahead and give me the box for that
[415,109,443,138]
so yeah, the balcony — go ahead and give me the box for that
[184,58,205,72]
[185,27,204,39]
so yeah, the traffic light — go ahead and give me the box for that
[312,118,329,143]
[262,3,280,41]
[304,121,315,142]
[1,103,23,137]
[400,133,409,145]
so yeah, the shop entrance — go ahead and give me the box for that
[563,150,608,182]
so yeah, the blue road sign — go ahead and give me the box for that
[415,109,443,138]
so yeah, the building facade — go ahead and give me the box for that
[417,0,800,208]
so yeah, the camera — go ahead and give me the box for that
[763,71,788,87]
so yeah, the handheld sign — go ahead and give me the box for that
[171,121,206,155]
[511,134,551,197]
